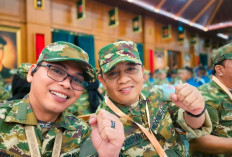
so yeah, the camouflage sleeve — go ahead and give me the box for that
[176,109,212,139]
[205,104,219,130]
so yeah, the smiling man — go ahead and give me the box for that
[0,41,124,157]
[97,40,212,157]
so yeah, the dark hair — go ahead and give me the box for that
[7,74,31,101]
[212,59,225,75]
[184,66,193,74]
[85,80,104,113]
[197,66,206,76]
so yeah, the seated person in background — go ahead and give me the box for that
[195,66,210,86]
[154,68,170,85]
[178,67,201,87]
[97,40,212,157]
[190,43,232,157]
[149,69,159,84]
[142,69,153,97]
[0,41,125,157]
[7,63,31,101]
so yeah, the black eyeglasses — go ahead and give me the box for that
[37,63,88,91]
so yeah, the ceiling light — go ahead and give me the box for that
[203,27,208,32]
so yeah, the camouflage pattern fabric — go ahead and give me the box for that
[154,78,170,85]
[0,95,92,156]
[17,63,31,79]
[98,88,188,157]
[66,89,92,116]
[191,80,232,157]
[0,86,10,102]
[98,41,142,73]
[0,75,11,101]
[142,81,153,97]
[38,41,96,83]
[212,43,232,65]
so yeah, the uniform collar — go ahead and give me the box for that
[107,93,146,114]
[5,95,37,125]
[5,95,82,131]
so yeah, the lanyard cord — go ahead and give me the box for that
[25,126,63,157]
[212,76,232,100]
[105,96,167,157]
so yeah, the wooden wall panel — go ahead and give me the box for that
[51,0,143,67]
[26,23,51,63]
[0,0,212,68]
[0,0,26,24]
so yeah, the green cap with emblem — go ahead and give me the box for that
[37,41,96,83]
[98,41,142,73]
[212,43,232,66]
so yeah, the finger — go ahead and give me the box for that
[187,96,204,112]
[99,125,124,142]
[169,93,178,102]
[89,114,97,126]
[98,119,118,134]
[97,116,124,133]
[97,109,119,121]
[177,85,195,102]
[175,83,188,95]
[182,92,199,107]
[97,110,122,132]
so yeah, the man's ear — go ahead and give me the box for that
[215,65,224,76]
[98,74,106,89]
[27,64,37,83]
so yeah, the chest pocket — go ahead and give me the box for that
[221,101,232,121]
[122,133,145,150]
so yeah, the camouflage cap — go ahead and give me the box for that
[37,41,96,83]
[212,43,232,65]
[157,67,169,74]
[17,63,31,79]
[143,69,150,75]
[98,41,142,73]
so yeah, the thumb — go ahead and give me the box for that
[89,114,97,128]
[169,93,178,102]
[89,115,101,150]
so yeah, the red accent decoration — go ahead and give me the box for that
[35,33,45,61]
[196,55,200,65]
[149,49,154,73]
[78,5,82,13]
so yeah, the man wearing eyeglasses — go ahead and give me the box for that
[0,41,124,157]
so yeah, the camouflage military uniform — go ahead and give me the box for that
[17,63,31,79]
[154,78,170,85]
[98,41,212,157]
[0,41,98,156]
[142,81,153,97]
[98,88,187,157]
[0,95,91,156]
[0,75,11,101]
[191,43,232,157]
[191,80,232,157]
[66,89,92,116]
